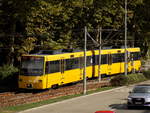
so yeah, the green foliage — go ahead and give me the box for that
[125,74,147,85]
[17,37,37,54]
[110,75,128,86]
[143,70,150,79]
[133,0,150,57]
[0,64,18,81]
[110,74,147,86]
[0,0,149,64]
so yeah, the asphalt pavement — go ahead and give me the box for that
[20,80,150,113]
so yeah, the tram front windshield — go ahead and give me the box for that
[21,56,44,76]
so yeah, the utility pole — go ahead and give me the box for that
[98,27,102,82]
[125,0,128,75]
[83,26,87,95]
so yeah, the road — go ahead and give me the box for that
[20,81,150,113]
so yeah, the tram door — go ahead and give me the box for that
[79,56,84,80]
[60,58,65,84]
[108,53,112,75]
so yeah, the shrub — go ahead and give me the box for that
[110,74,147,86]
[126,74,147,85]
[110,75,128,86]
[143,70,150,79]
[0,65,19,85]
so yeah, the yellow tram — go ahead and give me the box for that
[18,48,141,89]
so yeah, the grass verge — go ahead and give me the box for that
[0,86,114,113]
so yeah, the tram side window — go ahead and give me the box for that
[79,57,84,69]
[94,55,107,65]
[45,60,60,74]
[66,58,79,70]
[133,52,141,60]
[112,53,124,63]
[120,53,125,62]
[108,54,113,65]
[94,55,98,65]
[87,56,92,66]
[101,55,107,64]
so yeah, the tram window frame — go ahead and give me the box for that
[112,53,124,63]
[101,54,107,64]
[86,56,92,66]
[108,54,112,65]
[45,60,60,74]
[94,55,98,65]
[133,52,141,60]
[94,54,107,65]
[79,57,84,69]
[66,58,79,70]
[21,56,44,76]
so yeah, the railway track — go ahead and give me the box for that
[0,79,110,107]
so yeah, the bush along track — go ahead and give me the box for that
[110,71,150,86]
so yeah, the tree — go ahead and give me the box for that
[0,0,150,66]
[133,0,150,57]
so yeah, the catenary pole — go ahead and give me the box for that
[98,27,102,82]
[125,0,128,75]
[83,26,87,95]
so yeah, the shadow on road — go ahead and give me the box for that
[109,104,150,110]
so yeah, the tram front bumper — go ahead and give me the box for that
[19,78,45,89]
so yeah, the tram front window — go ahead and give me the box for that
[21,56,44,76]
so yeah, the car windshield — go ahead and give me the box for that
[21,56,44,76]
[132,86,150,93]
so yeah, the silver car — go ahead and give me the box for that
[127,84,150,108]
